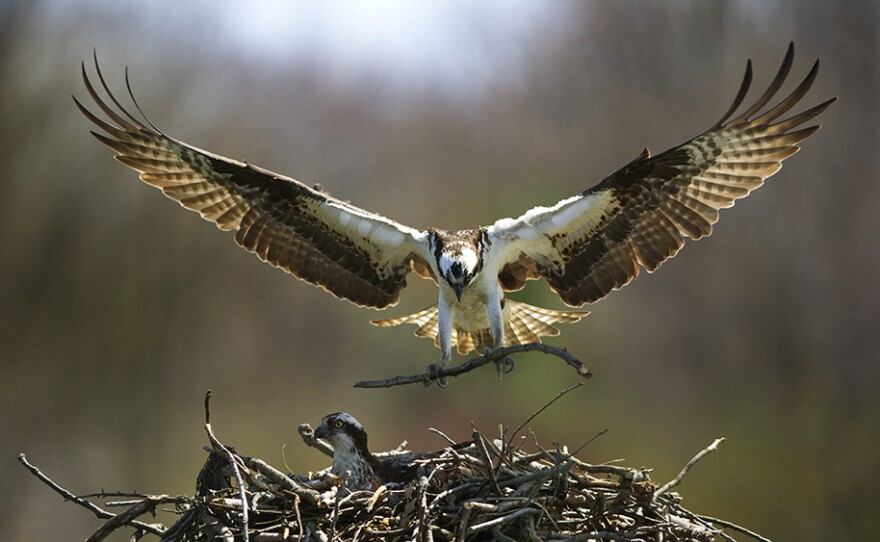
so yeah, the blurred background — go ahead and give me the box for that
[2,0,877,540]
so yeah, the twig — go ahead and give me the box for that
[570,429,609,458]
[472,430,502,497]
[504,383,583,467]
[496,428,607,491]
[353,343,591,388]
[159,510,197,542]
[427,427,458,447]
[654,438,725,501]
[204,390,250,542]
[329,487,342,541]
[668,505,733,542]
[698,514,774,542]
[539,530,647,542]
[466,507,538,535]
[290,493,304,542]
[17,453,166,537]
[491,526,518,542]
[86,495,173,542]
[238,455,320,508]
[454,507,471,542]
[80,490,166,500]
[499,458,575,488]
[423,485,435,542]
[299,423,334,458]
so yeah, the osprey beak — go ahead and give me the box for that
[313,426,328,440]
[453,284,464,302]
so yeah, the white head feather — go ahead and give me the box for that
[439,247,479,279]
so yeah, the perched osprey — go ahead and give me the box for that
[313,412,419,491]
[76,44,833,380]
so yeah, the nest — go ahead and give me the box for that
[19,391,768,542]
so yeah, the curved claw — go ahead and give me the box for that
[483,346,516,379]
[494,356,515,379]
[423,362,449,388]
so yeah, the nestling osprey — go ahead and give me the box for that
[75,44,834,379]
[313,412,419,491]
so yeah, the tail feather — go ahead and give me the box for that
[370,301,588,355]
[371,305,437,329]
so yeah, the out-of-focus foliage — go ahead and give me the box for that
[2,1,877,540]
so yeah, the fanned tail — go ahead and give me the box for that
[370,301,588,355]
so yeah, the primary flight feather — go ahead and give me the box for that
[75,44,834,381]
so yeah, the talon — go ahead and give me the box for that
[424,362,448,388]
[493,356,515,379]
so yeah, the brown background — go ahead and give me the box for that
[2,1,877,540]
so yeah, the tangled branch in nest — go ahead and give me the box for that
[20,392,769,542]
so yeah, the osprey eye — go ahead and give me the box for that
[334,420,344,429]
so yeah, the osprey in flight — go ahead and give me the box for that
[76,44,833,379]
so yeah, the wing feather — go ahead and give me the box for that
[491,43,835,306]
[76,55,430,309]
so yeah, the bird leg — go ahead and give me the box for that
[487,290,506,351]
[486,290,514,378]
[424,299,453,387]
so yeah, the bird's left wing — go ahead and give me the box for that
[489,44,835,306]
[75,57,430,309]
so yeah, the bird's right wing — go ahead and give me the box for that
[75,55,431,309]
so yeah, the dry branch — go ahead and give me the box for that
[354,343,592,388]
[204,390,250,542]
[17,453,167,538]
[654,437,725,501]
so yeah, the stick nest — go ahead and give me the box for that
[20,392,766,542]
[176,438,739,542]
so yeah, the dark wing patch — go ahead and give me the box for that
[76,55,427,309]
[497,253,541,292]
[540,43,835,306]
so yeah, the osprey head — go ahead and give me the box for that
[314,412,369,453]
[314,412,382,491]
[431,230,486,302]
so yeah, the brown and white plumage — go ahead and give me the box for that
[313,413,386,491]
[313,412,425,491]
[76,45,834,378]
[372,300,585,355]
[75,57,432,310]
[486,43,835,307]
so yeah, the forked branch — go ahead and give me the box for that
[17,454,168,540]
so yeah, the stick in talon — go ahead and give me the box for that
[423,361,449,388]
[354,343,591,388]
[496,357,515,376]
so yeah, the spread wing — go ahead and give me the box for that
[75,55,431,309]
[489,43,836,306]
